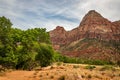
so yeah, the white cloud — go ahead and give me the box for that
[0,0,120,31]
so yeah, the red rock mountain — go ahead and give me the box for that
[49,10,120,62]
[50,10,120,46]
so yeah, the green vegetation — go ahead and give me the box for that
[100,65,116,71]
[56,62,63,66]
[85,65,96,70]
[62,38,120,52]
[73,65,79,68]
[60,38,120,65]
[35,43,54,67]
[0,16,54,70]
[53,54,114,65]
[0,16,119,70]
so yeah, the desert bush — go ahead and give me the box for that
[87,74,92,78]
[81,74,85,78]
[73,65,79,68]
[39,74,42,77]
[50,75,54,79]
[56,62,63,66]
[94,75,102,79]
[46,73,49,75]
[58,75,65,80]
[100,65,116,71]
[85,65,96,70]
[118,74,120,77]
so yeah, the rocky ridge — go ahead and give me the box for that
[50,10,120,46]
[49,10,120,62]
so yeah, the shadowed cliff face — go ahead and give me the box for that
[50,10,120,62]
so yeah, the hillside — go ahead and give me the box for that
[50,10,120,63]
[61,38,120,62]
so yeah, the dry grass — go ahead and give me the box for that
[0,63,120,80]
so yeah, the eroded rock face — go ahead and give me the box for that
[49,26,67,45]
[78,10,120,41]
[50,10,120,46]
[112,20,120,33]
[49,10,120,62]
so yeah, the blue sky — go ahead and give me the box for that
[0,0,120,31]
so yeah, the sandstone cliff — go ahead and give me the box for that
[50,10,120,46]
[49,10,120,62]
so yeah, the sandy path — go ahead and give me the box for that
[0,63,120,80]
[0,70,37,80]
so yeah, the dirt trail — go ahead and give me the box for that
[0,63,120,80]
[0,71,37,80]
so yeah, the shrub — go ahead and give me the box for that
[46,73,49,75]
[35,43,54,67]
[118,74,120,77]
[39,75,42,77]
[85,65,96,70]
[55,54,114,66]
[58,75,65,80]
[100,65,116,71]
[87,74,92,78]
[73,65,79,68]
[50,75,54,79]
[56,62,63,66]
[81,74,85,78]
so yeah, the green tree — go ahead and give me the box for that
[0,16,17,68]
[36,43,54,67]
[0,16,12,57]
[0,16,55,70]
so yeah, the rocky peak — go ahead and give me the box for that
[80,10,110,26]
[86,10,102,17]
[55,26,66,33]
[49,26,67,45]
[50,26,66,36]
[78,10,114,35]
[50,10,120,47]
[56,26,65,30]
[49,10,120,61]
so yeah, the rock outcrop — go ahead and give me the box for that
[50,10,120,46]
[49,26,67,45]
[49,10,120,62]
